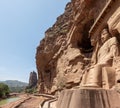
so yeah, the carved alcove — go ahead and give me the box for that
[89,0,120,40]
[69,0,112,61]
[87,0,120,88]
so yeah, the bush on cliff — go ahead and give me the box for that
[25,86,37,94]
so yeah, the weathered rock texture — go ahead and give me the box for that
[29,71,37,87]
[36,0,120,94]
[56,89,120,108]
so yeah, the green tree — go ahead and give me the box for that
[0,83,10,98]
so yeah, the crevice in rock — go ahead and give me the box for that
[78,19,94,54]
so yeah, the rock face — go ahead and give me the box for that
[36,0,120,94]
[29,71,37,88]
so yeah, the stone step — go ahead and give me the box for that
[41,98,57,108]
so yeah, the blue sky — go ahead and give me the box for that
[0,0,70,82]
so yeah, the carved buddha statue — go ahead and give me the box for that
[81,28,119,89]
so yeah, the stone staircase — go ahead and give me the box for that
[38,94,57,108]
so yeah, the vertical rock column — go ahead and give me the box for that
[29,71,37,87]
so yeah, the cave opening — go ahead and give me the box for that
[77,19,94,53]
[45,69,52,83]
[45,69,50,74]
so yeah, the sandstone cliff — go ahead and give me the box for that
[36,0,120,94]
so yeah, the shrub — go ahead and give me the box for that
[25,86,37,94]
[56,76,66,90]
[0,83,10,98]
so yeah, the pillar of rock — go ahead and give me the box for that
[29,71,37,88]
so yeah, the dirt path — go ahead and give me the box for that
[16,96,44,108]
[0,94,45,108]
